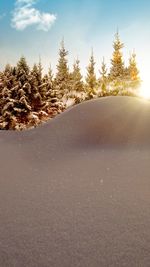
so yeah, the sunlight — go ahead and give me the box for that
[139,80,150,99]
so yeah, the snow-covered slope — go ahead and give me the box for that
[0,96,150,267]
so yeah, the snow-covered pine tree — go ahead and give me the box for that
[37,58,47,101]
[69,58,85,104]
[31,64,39,86]
[38,65,55,116]
[38,58,42,84]
[1,57,41,128]
[0,64,18,129]
[4,64,12,76]
[128,52,140,89]
[44,65,65,116]
[16,56,32,105]
[0,65,10,114]
[16,58,45,115]
[29,65,45,112]
[109,31,125,81]
[48,64,53,84]
[0,85,10,121]
[40,64,54,103]
[85,50,97,99]
[55,39,70,100]
[2,64,16,90]
[0,82,32,130]
[44,65,54,101]
[16,56,30,83]
[71,58,83,92]
[99,57,108,96]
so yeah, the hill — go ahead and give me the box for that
[0,96,150,266]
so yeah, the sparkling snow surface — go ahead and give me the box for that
[0,96,150,266]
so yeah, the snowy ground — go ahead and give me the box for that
[0,96,150,266]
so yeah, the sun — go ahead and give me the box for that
[139,81,150,99]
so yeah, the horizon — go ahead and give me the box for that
[0,0,150,82]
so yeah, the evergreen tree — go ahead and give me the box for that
[2,64,16,90]
[48,64,53,83]
[49,65,65,114]
[127,51,141,94]
[34,58,48,103]
[0,86,11,118]
[71,58,83,92]
[42,65,65,115]
[31,64,39,86]
[30,82,44,111]
[55,39,70,99]
[42,64,54,101]
[41,73,53,104]
[31,60,42,87]
[99,57,108,96]
[38,58,43,85]
[0,82,32,130]
[4,64,12,76]
[128,52,140,82]
[85,50,97,99]
[38,64,54,106]
[16,56,30,83]
[16,57,32,103]
[109,31,125,81]
[17,58,45,112]
[69,58,85,104]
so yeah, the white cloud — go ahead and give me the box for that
[11,0,57,31]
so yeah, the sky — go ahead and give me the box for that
[0,0,150,82]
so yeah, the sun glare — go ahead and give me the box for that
[139,81,150,99]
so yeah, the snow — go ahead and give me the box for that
[0,96,150,266]
[65,97,75,108]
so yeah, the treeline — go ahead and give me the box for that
[0,32,140,130]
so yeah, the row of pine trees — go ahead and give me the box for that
[0,32,140,130]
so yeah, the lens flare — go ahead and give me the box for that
[139,81,150,99]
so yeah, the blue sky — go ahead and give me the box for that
[0,0,150,81]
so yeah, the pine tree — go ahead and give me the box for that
[0,63,17,126]
[55,39,70,99]
[16,56,30,83]
[0,101,17,130]
[41,70,53,104]
[2,64,16,90]
[0,82,32,130]
[38,64,54,108]
[35,58,48,103]
[85,50,97,99]
[41,65,65,116]
[109,31,125,81]
[31,64,39,86]
[71,58,83,92]
[49,65,65,114]
[69,58,85,104]
[4,64,12,76]
[38,58,43,85]
[43,64,54,101]
[30,63,45,110]
[16,57,32,103]
[127,51,141,94]
[128,52,140,82]
[0,86,10,118]
[99,57,108,96]
[29,59,42,87]
[48,64,53,83]
[16,58,45,112]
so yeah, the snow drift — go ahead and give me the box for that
[0,96,150,267]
